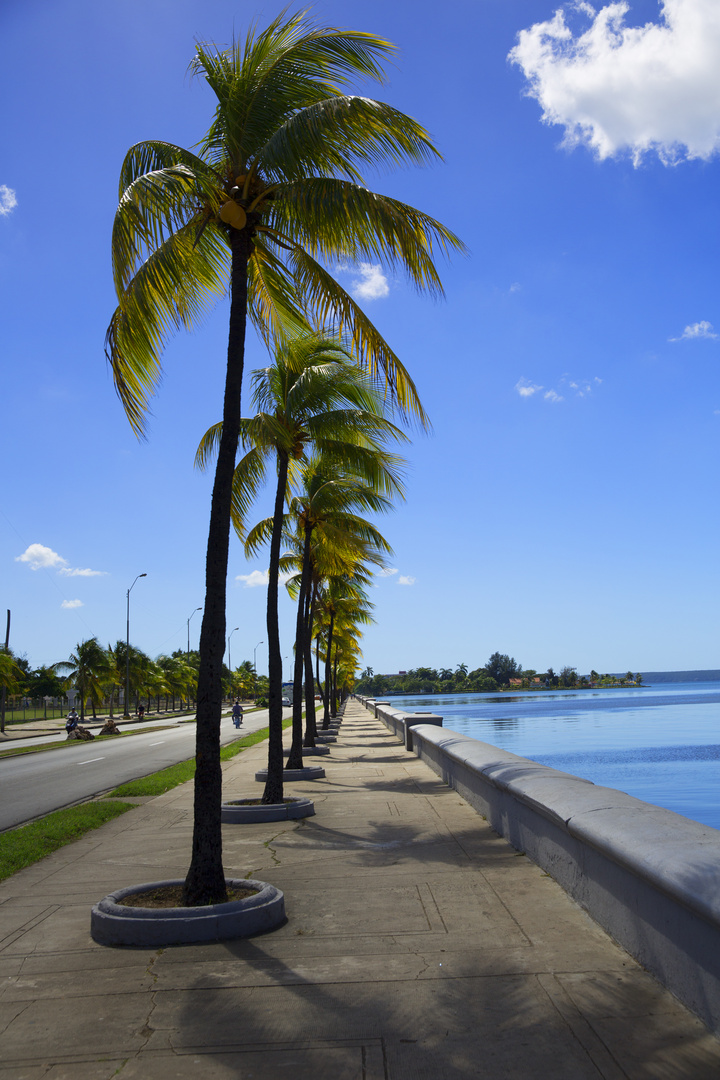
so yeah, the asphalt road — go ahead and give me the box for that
[0,709,284,831]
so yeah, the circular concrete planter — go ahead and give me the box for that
[221,797,314,823]
[90,878,285,947]
[298,745,330,756]
[254,766,325,782]
[315,734,337,743]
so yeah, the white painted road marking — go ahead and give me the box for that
[77,758,104,765]
[149,741,165,746]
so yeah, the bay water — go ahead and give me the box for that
[387,682,720,830]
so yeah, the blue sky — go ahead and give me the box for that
[2,0,718,677]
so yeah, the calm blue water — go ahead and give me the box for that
[388,682,720,830]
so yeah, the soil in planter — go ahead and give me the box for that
[117,884,257,908]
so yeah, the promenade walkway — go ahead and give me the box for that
[1,699,719,1078]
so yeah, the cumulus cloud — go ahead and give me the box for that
[350,263,390,301]
[61,599,83,609]
[509,282,522,293]
[515,378,544,397]
[236,570,270,588]
[669,320,718,341]
[379,567,399,577]
[59,567,107,577]
[509,1,720,164]
[519,374,602,402]
[236,569,293,588]
[562,374,601,396]
[0,185,17,216]
[15,543,68,571]
[398,575,416,586]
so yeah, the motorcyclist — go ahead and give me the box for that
[65,709,79,733]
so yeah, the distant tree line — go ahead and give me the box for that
[0,641,269,723]
[355,653,643,696]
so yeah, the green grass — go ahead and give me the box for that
[111,759,196,797]
[0,725,179,760]
[0,801,136,882]
[109,717,293,798]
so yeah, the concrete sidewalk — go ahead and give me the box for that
[1,700,719,1078]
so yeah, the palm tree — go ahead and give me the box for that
[198,331,407,802]
[316,577,374,725]
[0,652,24,696]
[107,12,462,905]
[280,459,398,769]
[55,639,114,722]
[111,642,150,716]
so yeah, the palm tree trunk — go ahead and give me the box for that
[315,633,322,698]
[332,648,339,716]
[302,585,317,746]
[262,450,289,804]
[286,523,312,770]
[323,612,335,725]
[183,227,251,906]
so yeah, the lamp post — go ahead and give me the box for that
[254,639,264,699]
[227,626,239,687]
[125,573,147,718]
[187,607,201,654]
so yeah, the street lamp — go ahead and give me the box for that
[187,607,202,653]
[227,630,239,704]
[227,627,239,675]
[125,573,147,718]
[254,639,264,698]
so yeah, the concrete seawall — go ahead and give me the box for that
[360,695,720,1034]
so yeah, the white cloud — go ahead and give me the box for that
[59,567,107,577]
[61,599,83,609]
[379,567,399,577]
[0,185,17,216]
[236,570,270,588]
[515,378,544,397]
[235,569,293,588]
[669,320,718,341]
[351,263,390,301]
[15,543,68,570]
[509,282,522,293]
[544,389,565,403]
[510,1,720,164]
[561,374,600,396]
[398,575,416,586]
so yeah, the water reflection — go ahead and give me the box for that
[387,682,720,829]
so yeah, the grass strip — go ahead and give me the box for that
[0,725,180,760]
[0,801,136,883]
[110,717,294,798]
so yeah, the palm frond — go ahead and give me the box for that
[107,220,229,436]
[194,422,224,470]
[258,96,441,183]
[231,447,270,537]
[287,247,429,426]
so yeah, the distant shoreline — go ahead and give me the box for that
[636,670,720,684]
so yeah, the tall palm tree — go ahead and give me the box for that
[316,576,374,725]
[55,639,114,722]
[279,459,398,769]
[107,12,462,904]
[202,334,406,801]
